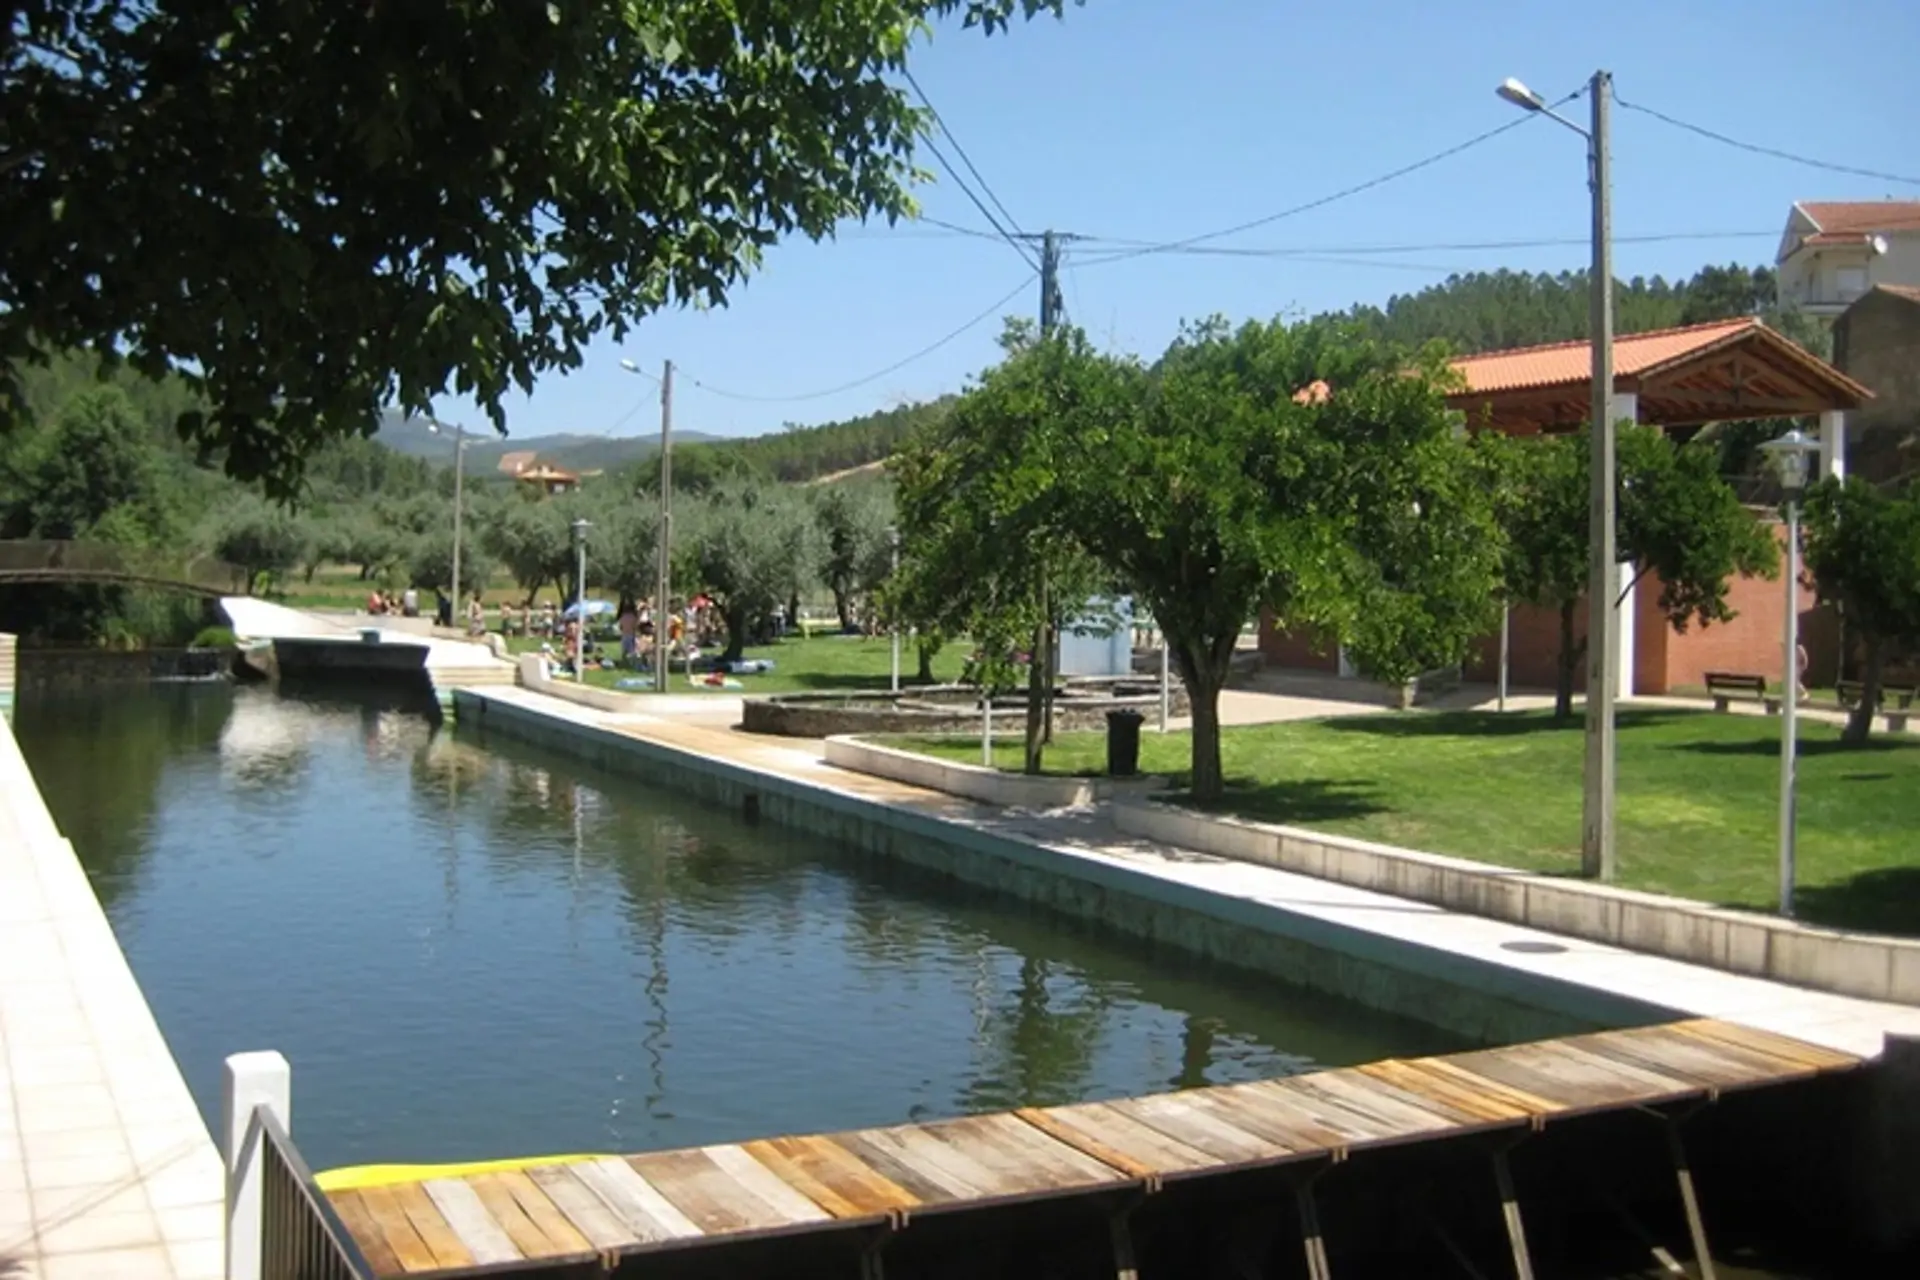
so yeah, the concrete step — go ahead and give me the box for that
[429,665,519,688]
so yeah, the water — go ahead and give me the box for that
[15,684,1464,1174]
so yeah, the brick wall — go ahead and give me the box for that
[1256,610,1340,672]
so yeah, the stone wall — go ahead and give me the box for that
[14,647,226,693]
[743,686,1189,739]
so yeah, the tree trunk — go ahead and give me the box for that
[1022,618,1047,775]
[1041,613,1057,746]
[916,639,935,684]
[721,605,747,663]
[832,588,852,633]
[1555,600,1578,720]
[1844,635,1884,746]
[1189,673,1227,802]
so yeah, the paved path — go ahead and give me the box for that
[1,719,223,1280]
[468,685,1920,1061]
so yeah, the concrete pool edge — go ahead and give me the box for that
[0,707,225,1278]
[452,687,1920,1061]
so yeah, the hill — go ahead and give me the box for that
[373,410,719,475]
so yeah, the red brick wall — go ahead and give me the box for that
[1464,602,1582,689]
[1256,609,1340,672]
[1645,522,1826,692]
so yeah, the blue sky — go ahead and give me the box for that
[440,0,1918,447]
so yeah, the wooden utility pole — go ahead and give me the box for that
[1022,231,1064,772]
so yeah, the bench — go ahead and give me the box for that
[1836,680,1917,731]
[1704,671,1779,714]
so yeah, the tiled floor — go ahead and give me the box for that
[1,719,223,1280]
[472,685,1920,1061]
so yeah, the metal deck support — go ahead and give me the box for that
[857,1208,906,1280]
[1288,1163,1336,1280]
[1108,1206,1139,1280]
[1662,1113,1718,1280]
[1490,1140,1536,1280]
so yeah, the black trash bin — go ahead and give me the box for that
[1105,709,1145,777]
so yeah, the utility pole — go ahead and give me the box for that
[1019,231,1065,770]
[657,360,674,694]
[1583,70,1617,882]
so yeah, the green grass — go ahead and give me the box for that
[887,709,1920,936]
[512,632,969,696]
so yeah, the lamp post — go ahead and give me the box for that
[570,517,591,683]
[619,358,674,692]
[1760,427,1819,917]
[1499,69,1617,881]
[888,526,901,695]
[425,418,468,613]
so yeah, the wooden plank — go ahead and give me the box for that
[1668,1020,1859,1073]
[1014,1108,1160,1182]
[1288,1069,1478,1133]
[491,1171,596,1259]
[922,1115,1124,1190]
[388,1182,477,1271]
[1311,1067,1492,1128]
[1114,1092,1287,1165]
[354,1186,449,1275]
[1253,1074,1454,1143]
[1443,1041,1691,1111]
[702,1145,836,1224]
[572,1156,705,1244]
[1525,1041,1703,1102]
[1623,1024,1826,1081]
[1183,1085,1349,1152]
[467,1174,563,1262]
[744,1136,918,1218]
[832,1131,977,1205]
[629,1149,793,1235]
[526,1164,643,1252]
[1017,1103,1221,1176]
[1568,1027,1808,1090]
[327,1190,405,1278]
[1356,1060,1539,1125]
[843,1126,1004,1200]
[1399,1057,1567,1117]
[421,1177,522,1266]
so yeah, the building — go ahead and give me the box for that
[496,452,582,496]
[1775,200,1920,316]
[1260,318,1873,694]
[1833,284,1920,484]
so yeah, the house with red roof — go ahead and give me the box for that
[1776,200,1920,316]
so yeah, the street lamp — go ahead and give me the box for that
[620,357,674,692]
[570,517,591,683]
[1499,69,1618,881]
[888,526,901,695]
[1760,427,1820,917]
[425,417,468,615]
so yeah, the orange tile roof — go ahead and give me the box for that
[1799,201,1920,236]
[1873,283,1920,304]
[1449,318,1754,395]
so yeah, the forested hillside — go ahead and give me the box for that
[622,398,953,493]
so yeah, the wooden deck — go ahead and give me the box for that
[325,1019,1861,1277]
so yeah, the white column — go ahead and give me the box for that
[224,1051,291,1280]
[1611,393,1639,700]
[1610,391,1639,427]
[1820,409,1847,482]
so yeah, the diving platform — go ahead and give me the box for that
[311,1018,1860,1279]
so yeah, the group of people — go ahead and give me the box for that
[366,586,488,634]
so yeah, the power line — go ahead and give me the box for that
[679,272,1036,404]
[920,134,1040,271]
[1073,229,1778,262]
[1615,95,1920,187]
[904,68,1029,239]
[1082,90,1582,267]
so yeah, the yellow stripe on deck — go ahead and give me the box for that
[326,1019,1862,1278]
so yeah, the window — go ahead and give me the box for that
[1835,265,1868,299]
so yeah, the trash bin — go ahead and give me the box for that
[1105,709,1145,777]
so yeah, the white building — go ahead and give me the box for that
[1776,200,1920,316]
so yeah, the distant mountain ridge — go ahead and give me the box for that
[373,410,719,474]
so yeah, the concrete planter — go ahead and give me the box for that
[1112,799,1920,1006]
[824,735,1166,809]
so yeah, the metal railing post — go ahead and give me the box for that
[224,1051,291,1280]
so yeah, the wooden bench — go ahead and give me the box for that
[1704,671,1778,714]
[1836,680,1917,731]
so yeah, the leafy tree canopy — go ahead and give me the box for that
[1801,478,1920,744]
[3,1,1068,492]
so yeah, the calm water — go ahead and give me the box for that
[16,684,1463,1173]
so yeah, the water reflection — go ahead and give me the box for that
[17,685,1464,1172]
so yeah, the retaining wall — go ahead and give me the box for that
[1113,801,1920,1007]
[456,689,1676,1045]
[823,735,1164,809]
[744,685,1189,739]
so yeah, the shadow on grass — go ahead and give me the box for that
[1170,776,1387,826]
[1790,867,1920,937]
[1667,735,1920,759]
[1317,706,1698,739]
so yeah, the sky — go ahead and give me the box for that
[437,0,1919,449]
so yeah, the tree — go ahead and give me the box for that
[682,479,816,660]
[483,501,575,604]
[209,499,307,594]
[407,530,497,599]
[1487,426,1777,718]
[588,500,661,602]
[893,324,1118,772]
[813,481,896,631]
[0,385,165,541]
[1801,478,1920,744]
[1056,318,1498,800]
[4,1,1068,492]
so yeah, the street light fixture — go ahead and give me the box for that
[620,357,674,692]
[424,417,468,616]
[1499,68,1618,881]
[1760,427,1820,917]
[570,517,592,683]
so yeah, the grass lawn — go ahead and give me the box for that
[887,709,1920,935]
[510,632,970,696]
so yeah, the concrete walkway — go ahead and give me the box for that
[467,685,1920,1061]
[1,718,223,1280]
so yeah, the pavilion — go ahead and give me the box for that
[1260,318,1874,695]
